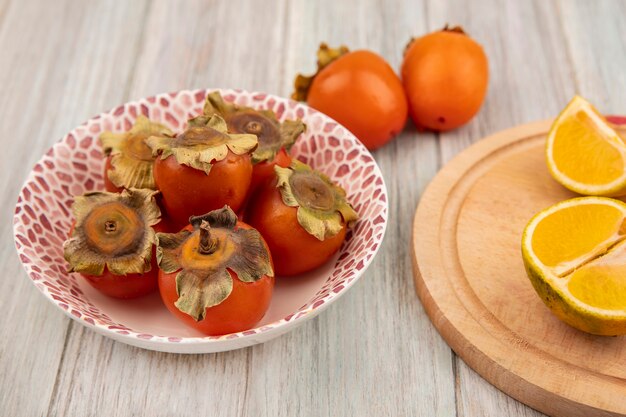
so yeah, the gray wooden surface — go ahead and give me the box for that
[1,1,624,416]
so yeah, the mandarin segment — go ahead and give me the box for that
[547,96,626,196]
[530,202,625,274]
[551,111,623,184]
[568,242,626,311]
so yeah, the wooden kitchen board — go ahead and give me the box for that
[412,120,626,417]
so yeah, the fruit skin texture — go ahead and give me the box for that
[248,180,347,276]
[158,223,274,336]
[83,267,158,299]
[250,148,292,194]
[521,197,626,336]
[242,148,292,220]
[72,219,168,299]
[306,50,408,150]
[103,156,123,193]
[159,269,274,335]
[401,28,488,131]
[522,248,626,336]
[153,152,252,229]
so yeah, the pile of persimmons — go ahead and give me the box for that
[63,91,357,336]
[62,25,487,336]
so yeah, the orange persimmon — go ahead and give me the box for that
[401,25,488,131]
[293,44,407,150]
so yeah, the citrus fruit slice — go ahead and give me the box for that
[546,96,626,196]
[522,196,626,335]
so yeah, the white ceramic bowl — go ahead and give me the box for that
[13,89,388,353]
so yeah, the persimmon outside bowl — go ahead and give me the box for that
[12,89,388,353]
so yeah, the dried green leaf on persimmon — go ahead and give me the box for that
[100,116,173,189]
[275,160,358,241]
[155,206,274,321]
[63,188,161,276]
[292,43,350,102]
[147,114,257,175]
[195,91,305,164]
[174,269,233,320]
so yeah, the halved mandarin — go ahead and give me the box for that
[522,196,626,335]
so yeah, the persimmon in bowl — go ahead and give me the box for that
[12,89,388,353]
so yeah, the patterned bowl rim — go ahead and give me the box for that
[13,88,389,347]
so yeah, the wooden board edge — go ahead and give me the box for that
[411,120,625,417]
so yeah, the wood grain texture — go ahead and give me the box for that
[0,1,147,416]
[412,121,626,417]
[1,0,625,416]
[425,1,576,415]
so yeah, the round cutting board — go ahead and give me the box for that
[412,119,626,417]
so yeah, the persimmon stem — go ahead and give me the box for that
[442,24,466,34]
[245,121,263,135]
[199,220,218,255]
[104,220,117,233]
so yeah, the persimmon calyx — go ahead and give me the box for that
[63,188,161,276]
[155,206,274,321]
[291,43,350,102]
[190,92,306,164]
[100,116,173,189]
[442,24,466,34]
[404,25,467,56]
[147,115,258,175]
[275,161,358,241]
